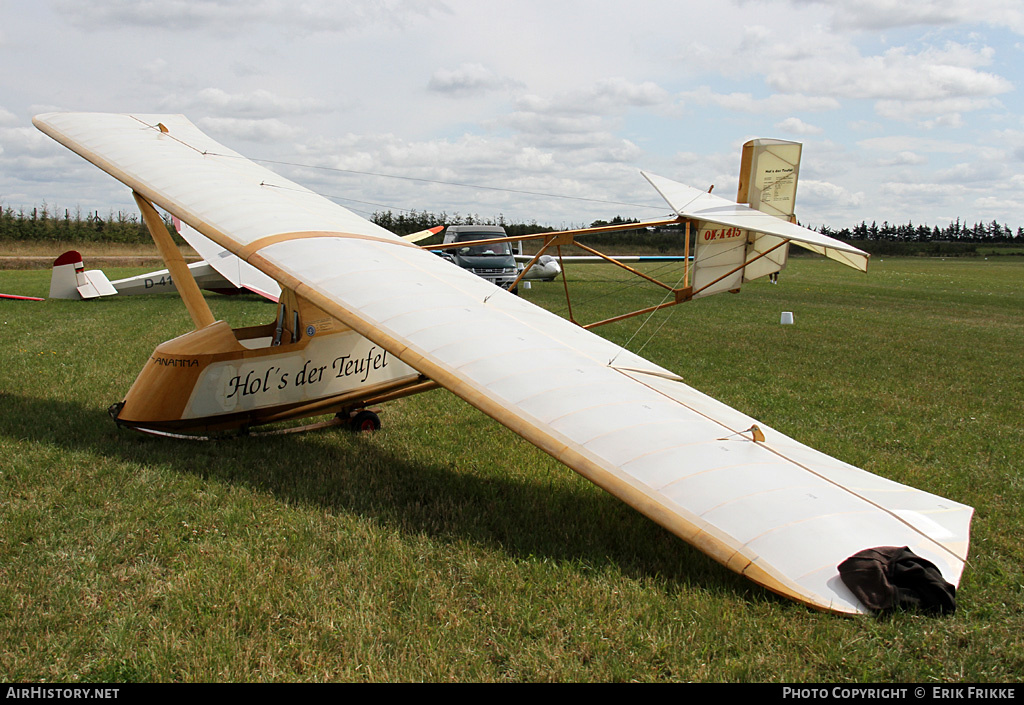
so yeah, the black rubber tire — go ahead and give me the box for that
[350,409,381,432]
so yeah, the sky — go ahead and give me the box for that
[1,0,1022,231]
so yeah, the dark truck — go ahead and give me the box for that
[441,225,520,292]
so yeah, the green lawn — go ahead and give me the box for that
[0,257,1021,682]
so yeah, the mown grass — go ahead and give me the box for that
[0,257,1022,682]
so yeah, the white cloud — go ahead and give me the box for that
[880,181,968,199]
[679,87,840,114]
[791,0,1024,35]
[53,0,450,33]
[591,78,669,108]
[706,15,1015,130]
[857,135,976,154]
[874,97,1003,125]
[933,160,1007,185]
[510,78,671,119]
[161,88,329,117]
[513,147,555,171]
[428,63,517,97]
[973,195,1024,213]
[799,179,865,208]
[141,58,169,78]
[766,42,1011,102]
[196,117,300,143]
[775,117,824,135]
[504,110,610,141]
[0,126,58,157]
[877,151,928,166]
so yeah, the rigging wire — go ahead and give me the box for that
[545,259,681,318]
[249,156,664,211]
[205,149,666,214]
[607,260,691,366]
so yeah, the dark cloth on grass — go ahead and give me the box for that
[838,546,957,615]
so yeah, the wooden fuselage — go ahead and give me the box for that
[113,288,425,435]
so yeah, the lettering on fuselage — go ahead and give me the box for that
[181,332,419,420]
[223,348,390,400]
[701,227,743,241]
[153,356,198,368]
[332,349,389,384]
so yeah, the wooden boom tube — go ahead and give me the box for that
[252,377,436,426]
[570,241,678,293]
[684,220,691,288]
[428,216,682,253]
[133,192,215,329]
[504,237,558,295]
[582,299,680,330]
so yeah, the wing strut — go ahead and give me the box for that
[133,192,215,329]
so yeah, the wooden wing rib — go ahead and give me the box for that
[34,113,972,614]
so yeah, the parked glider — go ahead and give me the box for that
[33,113,972,615]
[50,221,442,301]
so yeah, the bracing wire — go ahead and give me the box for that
[607,260,690,366]
[204,150,664,214]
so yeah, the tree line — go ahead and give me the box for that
[2,201,1020,255]
[819,219,1022,243]
[0,202,557,245]
[1,203,154,244]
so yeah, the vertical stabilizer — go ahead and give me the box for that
[50,251,85,298]
[49,251,117,299]
[735,139,803,281]
[736,138,802,221]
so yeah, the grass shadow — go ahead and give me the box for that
[0,390,762,604]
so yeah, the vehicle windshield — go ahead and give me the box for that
[455,235,512,256]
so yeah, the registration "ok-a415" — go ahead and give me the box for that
[701,227,743,241]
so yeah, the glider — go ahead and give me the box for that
[512,252,691,283]
[48,244,278,301]
[33,113,972,615]
[49,222,442,301]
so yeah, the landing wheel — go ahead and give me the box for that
[349,409,381,432]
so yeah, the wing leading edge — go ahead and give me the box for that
[34,113,971,614]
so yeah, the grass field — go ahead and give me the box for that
[1,256,1022,682]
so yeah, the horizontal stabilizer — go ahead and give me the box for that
[642,171,869,273]
[50,251,117,299]
[78,269,117,298]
